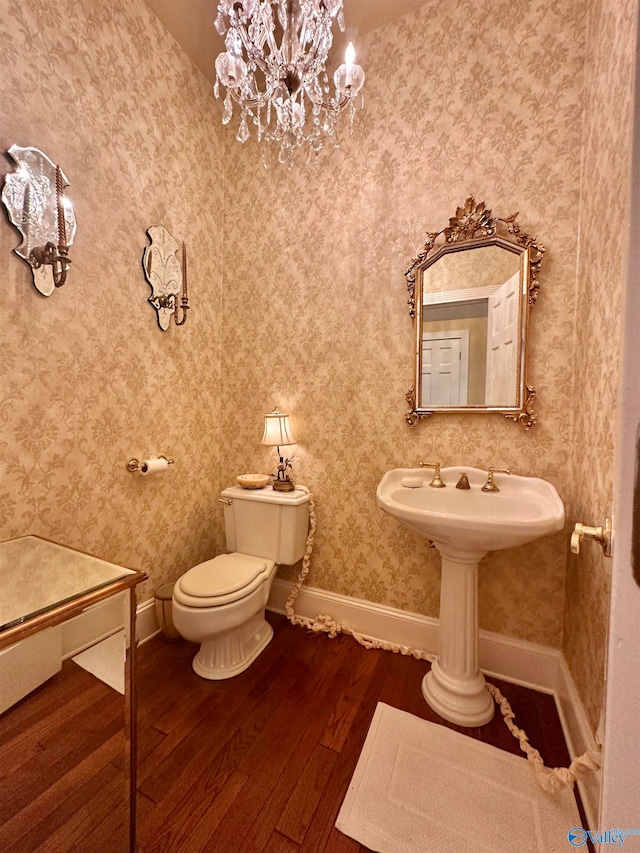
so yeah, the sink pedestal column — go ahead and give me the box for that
[422,545,494,726]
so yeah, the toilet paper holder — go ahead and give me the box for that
[126,455,174,473]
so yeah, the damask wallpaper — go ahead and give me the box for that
[221,0,588,648]
[219,0,635,732]
[0,0,635,737]
[564,0,636,731]
[0,0,226,604]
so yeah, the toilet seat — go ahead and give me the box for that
[173,553,276,608]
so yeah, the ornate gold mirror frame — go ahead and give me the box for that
[404,197,545,429]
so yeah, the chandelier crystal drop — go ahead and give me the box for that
[213,0,365,165]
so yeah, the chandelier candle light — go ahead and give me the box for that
[213,0,365,165]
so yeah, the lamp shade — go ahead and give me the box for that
[261,409,296,447]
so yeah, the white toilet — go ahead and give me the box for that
[172,484,310,680]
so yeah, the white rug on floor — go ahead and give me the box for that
[336,702,581,853]
[72,631,125,694]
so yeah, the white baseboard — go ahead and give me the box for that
[555,656,602,831]
[268,579,560,691]
[135,579,601,826]
[136,598,161,645]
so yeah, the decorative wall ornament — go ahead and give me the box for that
[142,226,189,330]
[403,197,545,430]
[404,197,544,321]
[2,145,75,295]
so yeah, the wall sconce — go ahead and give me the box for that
[142,226,190,330]
[2,145,75,296]
[261,409,297,492]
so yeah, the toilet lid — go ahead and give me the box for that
[179,553,271,599]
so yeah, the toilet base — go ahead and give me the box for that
[191,611,273,680]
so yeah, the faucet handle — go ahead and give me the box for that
[481,466,511,493]
[419,461,446,488]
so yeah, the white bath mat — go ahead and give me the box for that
[72,631,125,694]
[336,702,581,853]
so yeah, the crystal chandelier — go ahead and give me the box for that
[213,0,365,165]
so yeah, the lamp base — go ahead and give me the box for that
[272,480,295,492]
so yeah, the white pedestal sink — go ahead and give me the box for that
[377,466,564,727]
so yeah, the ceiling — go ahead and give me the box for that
[144,0,428,84]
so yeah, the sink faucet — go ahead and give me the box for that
[419,461,445,488]
[481,467,511,492]
[456,473,471,490]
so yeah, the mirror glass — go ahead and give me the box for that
[405,198,543,429]
[421,243,523,408]
[2,145,75,296]
[142,225,185,330]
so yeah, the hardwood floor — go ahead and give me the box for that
[0,658,128,852]
[0,612,590,852]
[134,613,585,853]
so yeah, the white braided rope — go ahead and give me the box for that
[284,489,601,793]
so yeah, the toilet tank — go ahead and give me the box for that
[220,485,310,565]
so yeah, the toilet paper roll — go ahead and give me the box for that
[140,457,169,475]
